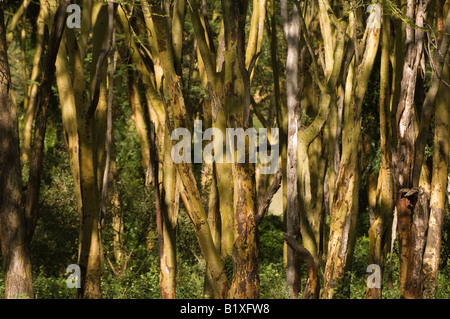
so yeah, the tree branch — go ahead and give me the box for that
[255,168,282,225]
[88,1,118,118]
[282,232,319,298]
[294,1,326,94]
[188,0,218,83]
[100,27,116,230]
[250,95,268,128]
[412,9,450,187]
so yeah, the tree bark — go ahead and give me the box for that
[150,0,230,298]
[54,1,114,298]
[422,13,450,300]
[266,0,288,268]
[127,67,150,172]
[159,125,180,299]
[281,0,302,299]
[295,0,349,298]
[21,0,48,165]
[221,0,260,299]
[283,233,319,299]
[24,0,70,245]
[323,11,380,298]
[0,5,33,299]
[367,5,395,299]
[393,0,445,299]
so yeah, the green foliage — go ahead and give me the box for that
[259,262,289,299]
[175,260,205,299]
[258,215,289,298]
[101,258,161,299]
[32,267,78,299]
[258,215,284,264]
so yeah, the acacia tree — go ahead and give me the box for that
[322,3,381,298]
[53,0,117,298]
[115,0,184,298]
[280,0,302,298]
[366,1,395,299]
[392,0,450,298]
[143,0,269,298]
[2,0,450,301]
[422,1,450,297]
[141,0,230,299]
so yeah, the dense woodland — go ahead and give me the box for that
[0,0,449,299]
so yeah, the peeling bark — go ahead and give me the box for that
[323,14,380,298]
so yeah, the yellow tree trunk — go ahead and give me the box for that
[22,0,48,165]
[367,5,395,299]
[149,0,230,298]
[323,16,380,298]
[54,1,112,298]
[422,57,449,298]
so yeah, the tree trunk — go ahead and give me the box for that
[367,5,395,299]
[266,0,288,268]
[150,0,230,298]
[422,15,450,300]
[127,67,150,173]
[201,97,222,298]
[323,13,380,298]
[281,0,302,298]
[393,0,449,299]
[160,126,179,299]
[189,0,266,298]
[222,0,260,299]
[295,0,348,298]
[0,6,33,299]
[54,1,115,298]
[393,0,423,298]
[283,233,319,299]
[24,0,70,247]
[21,0,50,165]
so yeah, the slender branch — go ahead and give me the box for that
[283,233,316,270]
[294,1,326,94]
[106,256,118,277]
[88,1,118,118]
[100,22,116,229]
[250,95,268,128]
[247,51,261,77]
[425,33,450,89]
[352,0,359,66]
[148,122,164,256]
[255,168,282,225]
[282,232,319,299]
[188,0,218,84]
[5,0,25,46]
